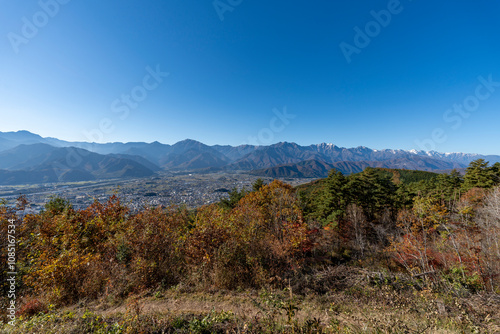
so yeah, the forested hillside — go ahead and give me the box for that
[1,160,499,332]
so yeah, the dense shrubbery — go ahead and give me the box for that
[1,180,310,308]
[299,162,500,296]
[0,160,499,319]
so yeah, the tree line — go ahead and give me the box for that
[0,159,499,310]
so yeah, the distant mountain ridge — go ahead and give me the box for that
[0,143,155,185]
[0,130,498,184]
[250,156,465,179]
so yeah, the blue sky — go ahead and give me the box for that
[1,0,499,154]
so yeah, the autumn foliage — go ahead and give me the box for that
[1,163,500,310]
[1,180,310,306]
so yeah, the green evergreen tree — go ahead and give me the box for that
[219,187,247,210]
[490,162,500,185]
[348,167,395,219]
[316,169,348,226]
[434,169,463,201]
[462,159,497,191]
[252,178,266,192]
[43,196,73,215]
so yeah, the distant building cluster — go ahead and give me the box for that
[1,173,306,214]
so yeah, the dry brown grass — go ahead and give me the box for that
[4,277,498,333]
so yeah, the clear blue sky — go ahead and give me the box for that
[1,0,499,154]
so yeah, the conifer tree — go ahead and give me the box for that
[463,159,496,191]
[316,169,348,225]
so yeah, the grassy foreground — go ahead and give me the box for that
[2,268,499,333]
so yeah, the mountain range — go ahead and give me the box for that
[0,130,498,185]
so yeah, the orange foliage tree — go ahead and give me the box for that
[184,180,309,289]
